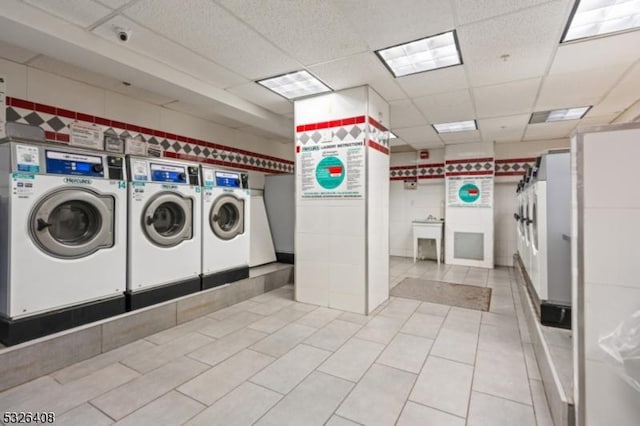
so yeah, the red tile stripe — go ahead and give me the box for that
[447,170,494,176]
[418,174,445,179]
[295,115,366,133]
[495,171,527,176]
[368,116,388,132]
[390,165,416,170]
[5,97,294,166]
[417,162,444,168]
[368,140,389,155]
[495,157,536,163]
[445,157,494,164]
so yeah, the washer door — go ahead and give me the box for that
[210,194,244,240]
[143,192,193,247]
[30,188,114,259]
[532,194,538,251]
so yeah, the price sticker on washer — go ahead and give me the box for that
[15,145,40,173]
[11,173,35,198]
[131,160,148,181]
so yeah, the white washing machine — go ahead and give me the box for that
[529,150,571,328]
[200,166,250,290]
[126,156,201,309]
[521,166,534,278]
[515,180,525,265]
[529,157,543,298]
[0,140,127,345]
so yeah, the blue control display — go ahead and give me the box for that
[45,150,104,177]
[150,163,186,183]
[215,171,240,188]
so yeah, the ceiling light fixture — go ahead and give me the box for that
[375,30,463,78]
[562,0,640,42]
[256,70,331,100]
[432,120,477,134]
[529,106,591,123]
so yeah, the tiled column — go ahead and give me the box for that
[444,143,495,268]
[572,123,640,426]
[294,86,390,314]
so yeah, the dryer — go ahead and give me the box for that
[530,150,571,328]
[528,156,543,297]
[521,166,534,278]
[200,167,250,290]
[0,140,127,345]
[126,156,201,309]
[514,180,525,266]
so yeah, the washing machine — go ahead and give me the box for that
[514,180,525,265]
[528,156,543,297]
[529,150,571,328]
[126,156,201,309]
[0,139,127,345]
[200,166,250,290]
[520,166,534,278]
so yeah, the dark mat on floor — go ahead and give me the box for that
[391,278,492,311]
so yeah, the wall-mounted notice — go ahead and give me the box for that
[69,121,104,150]
[104,134,125,153]
[299,138,364,198]
[447,176,493,208]
[125,137,147,156]
[0,75,6,139]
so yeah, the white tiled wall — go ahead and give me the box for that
[1,57,294,189]
[574,125,640,426]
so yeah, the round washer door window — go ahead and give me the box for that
[210,195,244,240]
[143,192,192,247]
[30,188,114,258]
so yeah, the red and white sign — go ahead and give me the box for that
[419,150,429,160]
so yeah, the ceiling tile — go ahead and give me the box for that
[453,0,554,25]
[394,125,442,146]
[226,82,293,115]
[368,77,407,102]
[574,114,617,131]
[217,0,367,65]
[92,15,247,89]
[0,40,39,63]
[396,66,468,98]
[473,78,540,118]
[413,89,475,123]
[589,61,640,117]
[523,120,578,140]
[163,101,248,128]
[332,0,455,50]
[457,1,568,86]
[125,0,300,79]
[96,0,132,8]
[24,0,114,28]
[536,66,626,111]
[478,113,529,142]
[27,55,176,105]
[307,52,390,89]
[439,129,481,144]
[390,100,428,128]
[550,30,640,74]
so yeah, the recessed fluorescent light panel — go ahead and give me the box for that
[562,0,640,42]
[432,120,477,134]
[529,106,591,123]
[257,70,331,100]
[376,31,462,77]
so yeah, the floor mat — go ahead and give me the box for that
[390,277,492,311]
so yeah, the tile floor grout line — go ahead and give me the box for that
[407,398,468,421]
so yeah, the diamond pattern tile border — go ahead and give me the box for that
[4,97,294,175]
[445,157,494,177]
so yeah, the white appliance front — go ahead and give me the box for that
[0,142,127,319]
[127,157,201,293]
[201,167,250,281]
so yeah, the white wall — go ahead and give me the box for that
[389,139,570,266]
[0,57,293,189]
[573,125,640,426]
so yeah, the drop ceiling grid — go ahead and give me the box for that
[123,0,302,80]
[413,89,476,123]
[456,0,570,87]
[535,66,628,111]
[452,0,556,26]
[395,66,470,98]
[473,77,542,119]
[332,0,456,51]
[0,40,38,63]
[589,60,640,117]
[394,125,443,148]
[226,82,294,115]
[215,0,367,66]
[478,113,530,142]
[307,52,393,92]
[91,15,248,90]
[22,0,114,28]
[389,99,429,129]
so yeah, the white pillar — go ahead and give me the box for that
[294,86,390,314]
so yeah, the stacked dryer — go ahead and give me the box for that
[200,167,250,289]
[528,150,571,328]
[126,156,202,309]
[0,139,127,345]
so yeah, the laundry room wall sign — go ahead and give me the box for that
[296,116,366,199]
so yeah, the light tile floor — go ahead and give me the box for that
[0,257,553,425]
